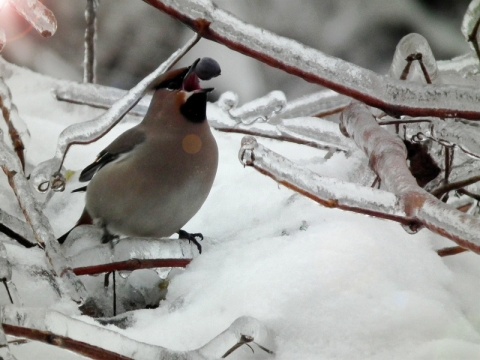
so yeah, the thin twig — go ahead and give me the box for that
[84,0,98,83]
[431,174,480,198]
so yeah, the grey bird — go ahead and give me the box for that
[58,58,221,253]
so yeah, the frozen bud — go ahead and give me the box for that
[195,57,221,80]
[389,33,439,84]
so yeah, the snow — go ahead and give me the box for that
[2,51,480,360]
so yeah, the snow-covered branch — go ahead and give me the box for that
[1,306,274,359]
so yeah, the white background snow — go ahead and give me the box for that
[1,1,480,359]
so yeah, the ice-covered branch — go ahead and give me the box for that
[144,0,480,120]
[1,307,274,359]
[341,102,480,254]
[0,209,35,247]
[7,0,57,37]
[30,33,200,194]
[238,136,412,225]
[0,133,87,303]
[65,235,195,275]
[84,0,99,83]
[0,77,27,171]
[54,81,354,152]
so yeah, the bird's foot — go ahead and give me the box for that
[101,229,119,244]
[178,230,203,254]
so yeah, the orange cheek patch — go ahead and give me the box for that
[182,134,202,154]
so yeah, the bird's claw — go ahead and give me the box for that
[178,230,203,254]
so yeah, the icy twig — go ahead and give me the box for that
[30,33,201,193]
[268,90,350,124]
[55,82,354,152]
[0,77,27,171]
[0,209,35,247]
[1,306,274,360]
[210,101,354,152]
[389,33,438,83]
[84,0,99,83]
[238,136,412,225]
[430,174,480,198]
[0,134,87,303]
[341,102,480,254]
[55,81,150,118]
[7,0,57,37]
[65,238,196,275]
[144,0,480,120]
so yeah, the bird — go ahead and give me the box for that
[58,58,221,253]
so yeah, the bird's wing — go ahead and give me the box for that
[79,126,147,182]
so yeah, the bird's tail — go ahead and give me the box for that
[57,209,93,244]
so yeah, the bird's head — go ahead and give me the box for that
[151,57,221,123]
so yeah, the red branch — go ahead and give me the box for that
[3,324,131,360]
[73,258,192,276]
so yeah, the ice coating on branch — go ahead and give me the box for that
[0,209,35,246]
[389,33,439,83]
[55,81,150,119]
[433,119,480,159]
[199,316,275,359]
[66,235,196,269]
[83,0,98,83]
[0,136,87,302]
[239,136,404,220]
[269,90,349,124]
[277,117,355,152]
[156,0,480,119]
[229,91,286,124]
[7,0,57,37]
[30,34,199,193]
[461,0,480,52]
